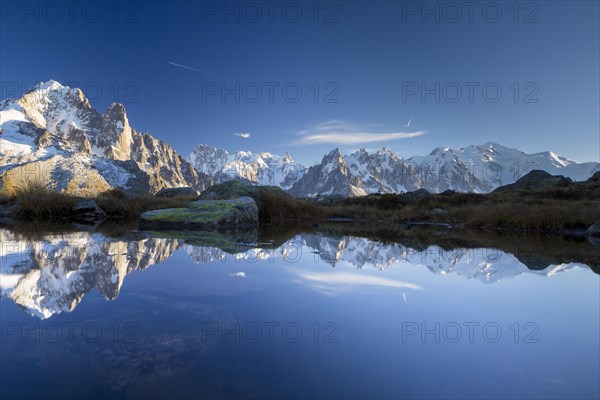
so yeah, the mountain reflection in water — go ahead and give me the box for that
[1,228,597,319]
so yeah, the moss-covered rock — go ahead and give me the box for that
[139,196,258,230]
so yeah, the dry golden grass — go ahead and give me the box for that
[1,180,598,233]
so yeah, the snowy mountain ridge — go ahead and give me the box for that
[188,144,306,189]
[288,143,599,196]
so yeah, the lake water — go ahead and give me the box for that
[1,227,599,399]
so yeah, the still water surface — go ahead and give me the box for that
[1,228,599,399]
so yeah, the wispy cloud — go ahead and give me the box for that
[234,132,251,139]
[167,61,212,74]
[294,271,423,296]
[298,272,423,290]
[294,120,426,145]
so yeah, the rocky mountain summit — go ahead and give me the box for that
[0,80,211,195]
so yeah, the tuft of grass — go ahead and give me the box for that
[14,181,78,220]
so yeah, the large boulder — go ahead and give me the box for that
[155,187,198,198]
[494,170,573,192]
[400,188,431,203]
[139,196,258,230]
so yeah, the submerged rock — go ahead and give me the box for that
[72,200,106,224]
[139,196,258,230]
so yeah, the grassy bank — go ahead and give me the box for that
[0,183,196,222]
[336,190,600,233]
[198,180,600,233]
[1,180,599,234]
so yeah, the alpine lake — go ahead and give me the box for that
[1,223,599,399]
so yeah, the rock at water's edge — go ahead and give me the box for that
[139,196,258,230]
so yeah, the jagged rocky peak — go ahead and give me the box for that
[0,80,211,195]
[104,102,128,122]
[99,102,134,161]
[324,147,344,161]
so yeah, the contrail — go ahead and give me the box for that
[167,61,212,74]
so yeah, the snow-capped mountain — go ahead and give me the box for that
[0,80,211,195]
[288,143,600,197]
[188,144,306,189]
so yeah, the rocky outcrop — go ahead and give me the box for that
[139,197,258,230]
[156,187,198,198]
[588,171,600,184]
[401,188,431,203]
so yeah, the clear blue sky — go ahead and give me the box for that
[1,1,598,165]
